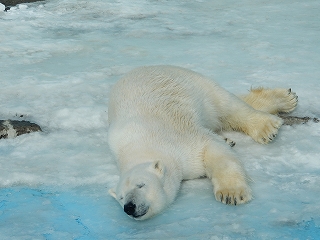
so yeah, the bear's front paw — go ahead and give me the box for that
[214,186,252,205]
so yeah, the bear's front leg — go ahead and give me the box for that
[203,138,252,205]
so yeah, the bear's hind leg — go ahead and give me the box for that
[220,100,283,144]
[203,138,252,205]
[206,85,284,144]
[239,88,298,114]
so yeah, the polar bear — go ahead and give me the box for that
[108,65,298,220]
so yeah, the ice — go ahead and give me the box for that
[18,4,28,9]
[1,0,320,239]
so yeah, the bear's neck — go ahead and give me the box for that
[161,158,183,205]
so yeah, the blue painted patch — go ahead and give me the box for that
[1,187,320,239]
[0,187,121,239]
[295,219,320,240]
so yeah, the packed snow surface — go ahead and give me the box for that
[0,0,320,239]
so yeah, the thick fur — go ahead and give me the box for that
[108,65,298,220]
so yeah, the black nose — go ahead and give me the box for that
[124,202,136,216]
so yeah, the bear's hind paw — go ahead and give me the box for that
[247,113,283,144]
[277,88,298,114]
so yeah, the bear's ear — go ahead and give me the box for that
[109,188,117,199]
[150,161,165,178]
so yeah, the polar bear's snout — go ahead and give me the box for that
[123,189,149,219]
[124,201,136,216]
[124,200,149,219]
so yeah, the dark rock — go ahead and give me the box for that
[0,120,42,139]
[279,115,319,126]
[1,0,43,7]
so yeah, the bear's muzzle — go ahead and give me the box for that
[124,201,149,219]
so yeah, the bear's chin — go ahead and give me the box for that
[133,210,150,220]
[124,207,150,220]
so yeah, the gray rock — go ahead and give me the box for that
[1,0,43,7]
[279,115,319,126]
[0,120,42,139]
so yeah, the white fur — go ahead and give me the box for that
[108,65,297,220]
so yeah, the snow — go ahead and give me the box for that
[0,0,320,238]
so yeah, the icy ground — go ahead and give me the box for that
[1,0,320,239]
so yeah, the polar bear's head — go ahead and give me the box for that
[109,161,168,220]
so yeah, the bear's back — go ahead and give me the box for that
[108,65,218,129]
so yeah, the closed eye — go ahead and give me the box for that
[137,183,145,188]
